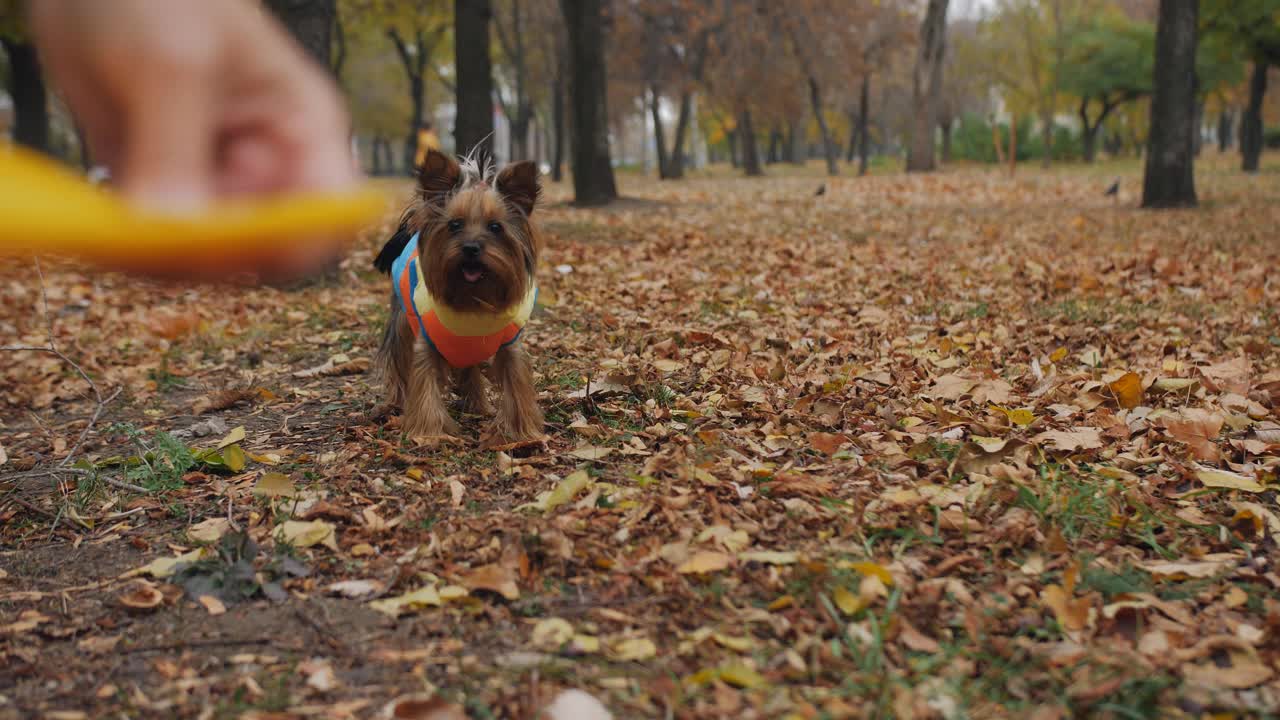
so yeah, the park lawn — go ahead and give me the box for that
[2,154,1280,719]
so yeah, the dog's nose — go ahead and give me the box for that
[461,241,482,258]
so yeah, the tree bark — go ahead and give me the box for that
[560,0,618,204]
[857,74,871,176]
[940,118,953,164]
[456,0,496,160]
[649,86,670,178]
[1142,0,1198,208]
[1040,113,1054,167]
[769,127,783,164]
[808,77,839,176]
[1192,98,1203,156]
[907,0,949,173]
[0,38,48,153]
[739,109,763,177]
[263,0,335,70]
[1218,108,1234,151]
[1241,61,1268,173]
[784,119,801,164]
[551,52,566,181]
[388,27,428,171]
[666,91,693,178]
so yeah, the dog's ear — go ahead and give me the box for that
[417,150,462,206]
[495,161,541,217]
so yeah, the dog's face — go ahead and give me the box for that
[412,150,541,313]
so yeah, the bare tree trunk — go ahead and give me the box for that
[1192,98,1204,156]
[1241,62,1268,173]
[0,38,49,153]
[769,127,783,164]
[666,91,693,178]
[332,9,347,78]
[1218,108,1234,151]
[1142,0,1198,208]
[808,77,839,176]
[1008,113,1018,175]
[263,0,335,70]
[940,118,953,164]
[551,61,566,181]
[1040,113,1054,167]
[739,109,763,177]
[650,86,670,178]
[727,126,740,168]
[785,119,803,164]
[857,74,871,176]
[456,0,496,159]
[560,0,618,204]
[907,0,949,173]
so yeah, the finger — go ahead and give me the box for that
[115,75,216,211]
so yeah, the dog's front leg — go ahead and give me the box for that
[491,343,543,442]
[402,338,460,439]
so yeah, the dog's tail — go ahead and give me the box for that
[373,221,414,275]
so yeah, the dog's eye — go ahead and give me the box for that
[487,221,503,234]
[447,219,463,233]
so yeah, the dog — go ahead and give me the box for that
[372,149,543,444]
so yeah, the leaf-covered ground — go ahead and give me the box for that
[3,157,1280,719]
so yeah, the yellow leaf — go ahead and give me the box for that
[1196,467,1266,492]
[1108,372,1144,409]
[607,637,657,661]
[126,548,209,578]
[832,587,865,616]
[221,445,247,473]
[212,426,246,450]
[531,618,575,650]
[367,586,442,617]
[677,551,732,574]
[519,470,593,512]
[1049,347,1068,363]
[712,633,754,652]
[739,550,799,565]
[767,595,794,611]
[843,561,895,586]
[1040,584,1091,632]
[274,520,338,550]
[653,359,683,372]
[718,664,768,689]
[253,471,296,498]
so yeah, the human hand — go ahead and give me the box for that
[30,0,358,282]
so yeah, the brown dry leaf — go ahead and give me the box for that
[192,388,255,415]
[1140,554,1237,580]
[461,564,520,600]
[1196,467,1266,493]
[198,595,227,615]
[1032,428,1103,452]
[1162,409,1225,461]
[274,520,339,551]
[382,695,469,720]
[929,374,978,401]
[253,472,297,498]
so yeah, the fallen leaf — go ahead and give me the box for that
[368,586,442,617]
[327,579,384,599]
[739,550,799,565]
[607,637,657,661]
[253,471,296,498]
[676,551,732,574]
[187,517,230,543]
[1032,428,1103,452]
[1162,409,1224,461]
[1107,372,1143,409]
[381,695,468,720]
[274,520,338,550]
[461,564,520,600]
[198,595,227,615]
[568,445,613,461]
[1195,467,1265,493]
[832,586,865,616]
[519,470,593,512]
[127,548,209,578]
[531,618,575,650]
[1140,554,1237,580]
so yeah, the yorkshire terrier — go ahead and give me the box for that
[372,149,543,444]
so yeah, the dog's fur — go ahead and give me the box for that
[373,149,543,443]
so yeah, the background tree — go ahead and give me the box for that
[561,0,617,204]
[455,0,496,158]
[907,0,950,172]
[0,0,47,153]
[263,0,337,69]
[1142,0,1199,208]
[1059,17,1152,162]
[1203,0,1280,172]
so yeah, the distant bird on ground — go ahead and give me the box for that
[814,184,826,197]
[1104,179,1120,197]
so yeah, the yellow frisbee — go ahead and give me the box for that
[0,144,387,273]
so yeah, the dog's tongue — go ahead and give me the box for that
[463,268,484,283]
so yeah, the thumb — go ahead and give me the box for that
[115,82,215,212]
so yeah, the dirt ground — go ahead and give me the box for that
[3,156,1280,719]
